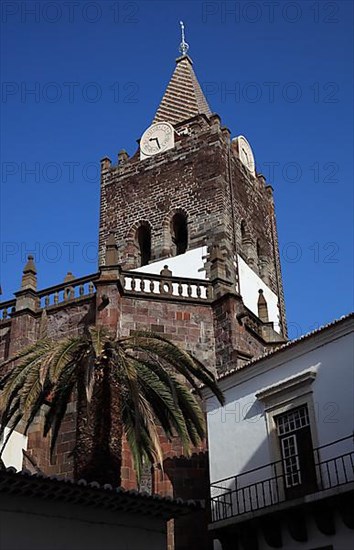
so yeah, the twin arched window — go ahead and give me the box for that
[135,213,188,267]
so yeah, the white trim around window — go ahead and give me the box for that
[256,368,319,477]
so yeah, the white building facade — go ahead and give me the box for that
[203,314,354,550]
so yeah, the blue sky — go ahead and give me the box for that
[1,0,353,338]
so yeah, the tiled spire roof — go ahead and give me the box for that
[153,55,212,126]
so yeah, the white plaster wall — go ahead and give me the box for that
[134,246,207,279]
[206,373,268,485]
[1,428,27,470]
[237,255,280,332]
[206,329,354,486]
[0,493,167,550]
[134,251,281,332]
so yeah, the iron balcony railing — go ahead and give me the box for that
[210,435,354,523]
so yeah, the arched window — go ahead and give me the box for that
[171,213,188,255]
[257,289,269,322]
[136,224,151,266]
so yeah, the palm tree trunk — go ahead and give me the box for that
[74,366,123,487]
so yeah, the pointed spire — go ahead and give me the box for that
[258,290,269,323]
[21,255,37,290]
[23,255,37,274]
[64,271,75,283]
[153,25,212,126]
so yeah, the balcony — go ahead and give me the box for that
[210,435,354,524]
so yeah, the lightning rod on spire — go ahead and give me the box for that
[179,21,189,56]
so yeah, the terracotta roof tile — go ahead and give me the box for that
[216,313,354,382]
[0,468,202,519]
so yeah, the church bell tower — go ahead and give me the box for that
[0,24,290,550]
[98,24,287,374]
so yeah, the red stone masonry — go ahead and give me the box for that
[99,113,286,336]
[0,66,287,549]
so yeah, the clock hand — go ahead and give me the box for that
[149,137,161,149]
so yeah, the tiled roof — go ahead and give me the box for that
[217,313,354,382]
[153,55,212,126]
[0,467,201,519]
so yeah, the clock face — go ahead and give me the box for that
[237,136,255,175]
[140,122,175,159]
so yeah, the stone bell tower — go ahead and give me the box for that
[98,33,287,363]
[0,25,289,550]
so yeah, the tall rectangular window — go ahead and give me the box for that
[275,405,317,497]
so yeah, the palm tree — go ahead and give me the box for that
[0,327,224,487]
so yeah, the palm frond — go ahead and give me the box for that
[114,350,144,453]
[0,326,224,488]
[130,358,191,447]
[23,384,52,436]
[43,363,77,456]
[122,397,161,482]
[88,326,109,358]
[119,332,224,405]
[0,394,21,443]
[0,341,53,410]
[0,338,51,370]
[47,337,84,384]
[83,352,95,403]
[0,412,22,457]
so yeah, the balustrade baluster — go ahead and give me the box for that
[79,285,84,296]
[150,280,155,293]
[261,480,266,508]
[88,282,94,294]
[131,277,136,291]
[140,279,145,292]
[334,457,340,486]
[326,462,331,488]
[342,456,348,483]
[178,283,183,296]
[3,308,8,319]
[255,483,260,510]
[187,284,192,297]
[54,292,59,305]
[45,296,50,307]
